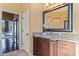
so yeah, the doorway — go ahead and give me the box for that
[2,11,19,53]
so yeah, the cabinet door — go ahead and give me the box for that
[33,37,44,56]
[42,38,49,56]
[33,36,38,55]
[37,37,44,56]
[33,37,50,56]
[37,37,50,56]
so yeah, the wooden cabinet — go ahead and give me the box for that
[33,36,76,56]
[39,37,49,56]
[33,36,49,56]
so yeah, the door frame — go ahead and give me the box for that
[0,9,22,52]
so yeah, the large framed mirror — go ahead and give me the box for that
[43,3,73,32]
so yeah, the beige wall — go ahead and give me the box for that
[0,3,23,12]
[30,3,44,32]
[72,3,79,34]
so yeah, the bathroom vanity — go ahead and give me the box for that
[33,3,75,56]
[33,33,79,56]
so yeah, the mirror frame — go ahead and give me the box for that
[43,3,73,32]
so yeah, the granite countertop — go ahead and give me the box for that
[33,32,79,43]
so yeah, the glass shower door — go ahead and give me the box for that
[2,20,19,53]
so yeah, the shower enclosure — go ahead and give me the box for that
[2,11,19,53]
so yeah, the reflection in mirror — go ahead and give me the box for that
[43,3,73,32]
[45,6,67,29]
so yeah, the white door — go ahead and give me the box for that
[21,10,30,51]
